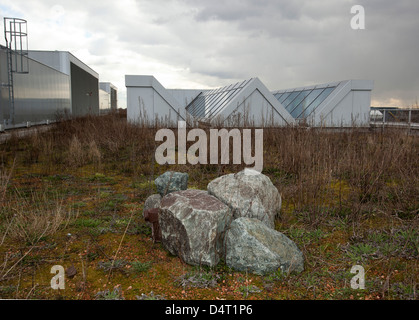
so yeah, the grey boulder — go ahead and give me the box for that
[155,171,188,196]
[159,189,232,267]
[225,217,304,275]
[207,169,281,229]
[143,194,162,212]
[142,194,163,241]
[142,194,162,227]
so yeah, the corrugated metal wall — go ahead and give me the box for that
[0,46,71,128]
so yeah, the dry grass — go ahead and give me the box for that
[29,112,417,228]
[0,164,13,204]
[1,189,74,245]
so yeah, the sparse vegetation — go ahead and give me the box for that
[0,112,417,300]
[136,291,166,300]
[97,259,129,273]
[131,261,152,274]
[175,270,221,289]
[95,287,124,300]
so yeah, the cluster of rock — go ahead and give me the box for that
[142,169,304,275]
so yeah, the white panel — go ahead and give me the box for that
[352,90,371,125]
[212,78,295,127]
[127,87,154,124]
[323,92,354,127]
[314,80,373,127]
[126,75,184,126]
[28,51,68,74]
[225,89,288,127]
[153,90,180,126]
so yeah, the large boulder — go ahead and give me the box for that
[159,189,232,267]
[207,169,281,229]
[155,171,188,196]
[225,217,304,275]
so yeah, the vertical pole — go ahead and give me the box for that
[7,19,15,125]
[408,108,412,132]
[382,110,385,131]
[12,20,16,70]
[408,108,412,125]
[19,22,23,72]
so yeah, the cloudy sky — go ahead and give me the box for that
[0,0,418,108]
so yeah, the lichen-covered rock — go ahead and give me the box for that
[155,171,188,196]
[143,194,161,224]
[207,169,281,229]
[159,189,232,267]
[142,194,162,230]
[225,217,304,275]
[143,194,162,212]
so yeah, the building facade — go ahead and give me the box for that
[28,50,100,118]
[1,47,101,130]
[126,75,373,127]
[0,46,71,129]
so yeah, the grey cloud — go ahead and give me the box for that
[1,0,418,107]
[180,0,303,22]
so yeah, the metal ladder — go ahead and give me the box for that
[3,17,29,126]
[5,46,15,125]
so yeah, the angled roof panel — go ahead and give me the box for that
[272,82,339,119]
[271,80,373,126]
[279,92,292,104]
[282,91,302,111]
[301,86,335,118]
[291,88,323,118]
[186,77,295,126]
[186,78,253,119]
[287,89,312,115]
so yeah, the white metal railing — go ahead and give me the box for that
[370,109,419,129]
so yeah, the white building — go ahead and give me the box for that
[125,75,373,127]
[99,82,118,114]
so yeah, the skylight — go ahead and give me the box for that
[186,79,253,119]
[273,85,336,119]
